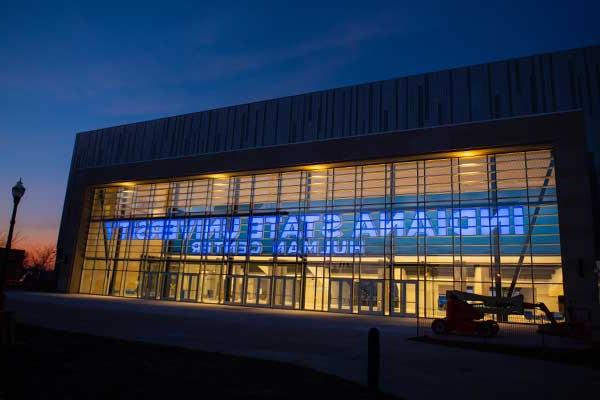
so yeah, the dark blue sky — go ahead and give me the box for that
[1,0,599,247]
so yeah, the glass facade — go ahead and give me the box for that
[79,149,563,322]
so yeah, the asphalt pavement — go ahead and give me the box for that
[6,291,600,399]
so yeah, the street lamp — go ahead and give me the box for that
[0,178,26,311]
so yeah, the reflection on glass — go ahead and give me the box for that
[80,150,563,322]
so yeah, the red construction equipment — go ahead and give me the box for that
[430,290,586,338]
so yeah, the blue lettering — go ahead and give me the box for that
[379,212,404,237]
[480,207,510,235]
[101,204,538,256]
[322,214,342,238]
[354,213,378,238]
[407,211,435,237]
[452,209,477,236]
[281,216,299,239]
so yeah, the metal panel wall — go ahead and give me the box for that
[71,46,600,176]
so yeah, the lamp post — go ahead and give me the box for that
[0,179,26,311]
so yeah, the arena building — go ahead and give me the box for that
[55,45,600,328]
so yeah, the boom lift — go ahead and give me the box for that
[431,290,563,338]
[430,158,591,338]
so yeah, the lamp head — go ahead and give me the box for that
[12,178,25,203]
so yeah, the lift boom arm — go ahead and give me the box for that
[446,290,524,314]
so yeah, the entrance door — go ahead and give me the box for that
[141,272,161,299]
[180,273,199,302]
[392,281,418,316]
[359,280,383,314]
[162,272,179,300]
[246,277,271,306]
[225,275,245,304]
[201,274,221,303]
[329,279,353,313]
[273,277,295,308]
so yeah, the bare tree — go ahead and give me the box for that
[0,230,25,248]
[24,244,56,270]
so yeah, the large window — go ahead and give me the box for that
[79,150,562,321]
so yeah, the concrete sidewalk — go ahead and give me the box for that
[7,291,600,399]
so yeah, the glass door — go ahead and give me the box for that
[359,280,383,314]
[141,271,160,299]
[180,273,199,302]
[201,274,221,303]
[225,275,245,304]
[246,277,271,306]
[329,279,353,313]
[273,277,295,308]
[162,272,178,300]
[140,258,164,300]
[392,281,418,316]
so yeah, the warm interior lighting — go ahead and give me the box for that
[392,255,562,264]
[454,150,486,158]
[206,173,229,179]
[82,148,562,320]
[117,181,137,187]
[304,164,328,171]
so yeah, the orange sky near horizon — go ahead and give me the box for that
[3,225,59,253]
[0,186,62,254]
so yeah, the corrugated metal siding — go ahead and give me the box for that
[72,46,600,170]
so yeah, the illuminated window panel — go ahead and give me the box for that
[80,149,564,321]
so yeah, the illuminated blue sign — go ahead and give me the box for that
[101,204,555,256]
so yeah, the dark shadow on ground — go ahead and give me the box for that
[3,324,399,400]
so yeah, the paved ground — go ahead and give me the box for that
[7,291,600,399]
